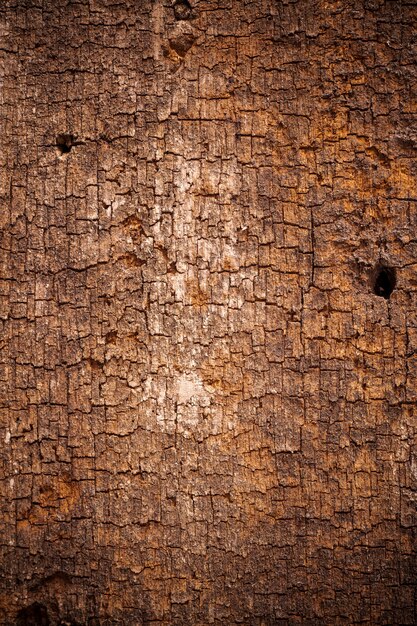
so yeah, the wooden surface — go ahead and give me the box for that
[0,0,416,623]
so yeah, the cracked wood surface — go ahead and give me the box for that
[1,0,417,624]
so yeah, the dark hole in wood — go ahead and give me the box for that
[16,602,50,626]
[372,265,396,299]
[56,134,75,155]
[174,0,192,20]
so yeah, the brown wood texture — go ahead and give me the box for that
[1,0,417,624]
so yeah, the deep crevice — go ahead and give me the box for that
[372,265,396,299]
[56,133,75,155]
[16,602,50,626]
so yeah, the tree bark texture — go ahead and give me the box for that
[1,0,417,624]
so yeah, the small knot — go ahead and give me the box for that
[174,0,193,21]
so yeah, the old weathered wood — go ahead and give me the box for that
[1,0,416,624]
